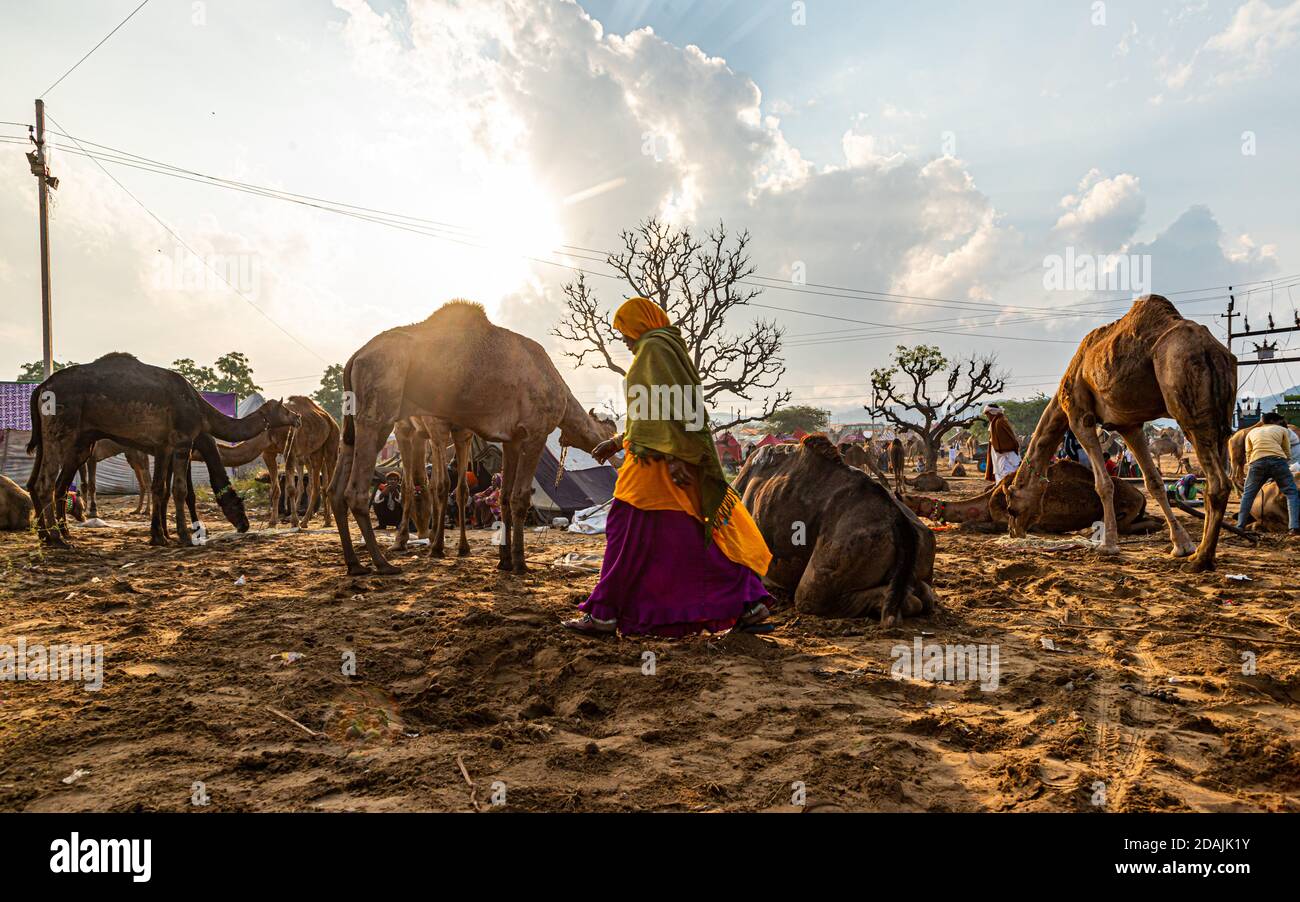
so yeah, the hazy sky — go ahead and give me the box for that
[3,0,1298,420]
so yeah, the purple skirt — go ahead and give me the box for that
[579,499,770,637]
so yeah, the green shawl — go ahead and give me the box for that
[624,326,737,543]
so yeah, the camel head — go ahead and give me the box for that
[1002,468,1048,538]
[258,399,302,431]
[588,408,618,442]
[213,482,250,533]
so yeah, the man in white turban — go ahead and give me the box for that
[983,404,1022,481]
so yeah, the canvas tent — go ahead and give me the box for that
[0,381,239,492]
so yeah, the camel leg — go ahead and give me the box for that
[286,457,304,529]
[1121,427,1196,558]
[453,430,471,556]
[82,456,97,518]
[33,432,75,547]
[506,439,544,573]
[328,440,368,574]
[1184,428,1231,572]
[172,447,194,546]
[265,451,282,528]
[497,442,518,571]
[346,415,400,575]
[149,450,174,546]
[303,456,323,525]
[315,455,333,528]
[1071,419,1120,554]
[391,423,421,552]
[130,454,149,515]
[429,439,449,557]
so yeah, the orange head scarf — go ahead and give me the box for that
[612,297,671,341]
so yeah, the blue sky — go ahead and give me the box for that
[2,0,1298,417]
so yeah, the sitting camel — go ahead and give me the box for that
[80,439,152,517]
[903,459,1157,533]
[1,474,34,530]
[1002,296,1235,571]
[27,353,298,546]
[735,435,938,627]
[330,300,617,575]
[1242,482,1293,533]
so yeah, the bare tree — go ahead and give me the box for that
[866,344,1007,471]
[553,218,789,429]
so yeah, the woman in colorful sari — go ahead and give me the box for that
[563,298,774,637]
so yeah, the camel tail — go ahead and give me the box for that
[25,386,41,455]
[886,504,919,620]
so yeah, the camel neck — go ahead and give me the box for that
[557,389,606,453]
[204,404,266,443]
[219,432,273,466]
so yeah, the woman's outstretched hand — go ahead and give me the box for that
[668,458,694,487]
[591,438,622,464]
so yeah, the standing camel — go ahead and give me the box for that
[391,416,474,557]
[1002,296,1235,571]
[281,396,340,528]
[1147,426,1183,474]
[330,301,617,575]
[79,439,152,517]
[888,438,906,493]
[27,353,299,547]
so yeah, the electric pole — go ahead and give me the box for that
[27,99,58,379]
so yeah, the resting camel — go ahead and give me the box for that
[79,439,152,517]
[281,396,340,528]
[330,300,617,575]
[735,435,937,627]
[1228,421,1300,492]
[1242,483,1293,533]
[888,438,906,493]
[27,353,299,547]
[1,474,33,530]
[1002,296,1235,571]
[903,459,1157,533]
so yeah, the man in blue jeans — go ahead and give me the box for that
[1237,412,1300,535]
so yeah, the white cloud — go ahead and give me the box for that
[1160,0,1300,97]
[1052,169,1146,252]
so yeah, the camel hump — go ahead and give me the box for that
[801,433,841,462]
[425,299,490,325]
[93,351,138,363]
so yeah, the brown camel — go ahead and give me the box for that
[1147,426,1183,474]
[330,301,617,575]
[1003,296,1235,570]
[838,440,889,486]
[79,439,152,517]
[1,474,33,530]
[281,396,340,528]
[1242,482,1292,533]
[735,435,937,627]
[390,415,475,557]
[1228,421,1300,492]
[888,438,906,493]
[903,459,1156,533]
[27,353,299,547]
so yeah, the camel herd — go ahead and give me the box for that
[6,293,1290,625]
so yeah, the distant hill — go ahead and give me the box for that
[1243,382,1300,411]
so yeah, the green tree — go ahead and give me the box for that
[16,360,78,382]
[764,405,831,435]
[311,363,345,421]
[866,344,1006,471]
[968,393,1051,442]
[171,358,219,390]
[172,353,261,396]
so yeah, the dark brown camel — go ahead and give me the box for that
[1003,296,1235,571]
[27,353,299,547]
[888,437,906,493]
[330,301,616,575]
[735,435,937,627]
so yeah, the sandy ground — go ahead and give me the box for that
[1,476,1298,813]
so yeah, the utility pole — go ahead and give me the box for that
[27,99,58,379]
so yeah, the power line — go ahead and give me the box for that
[40,0,153,98]
[42,113,329,365]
